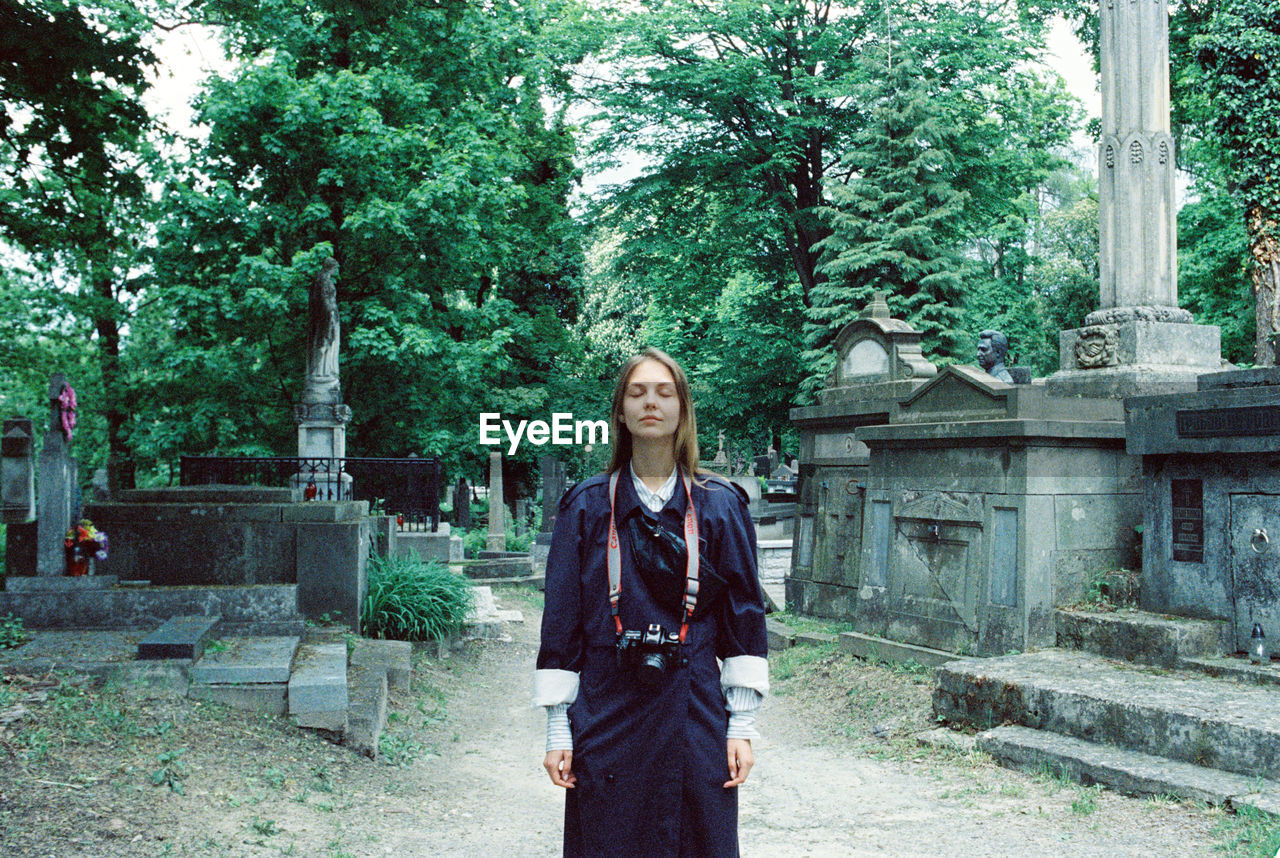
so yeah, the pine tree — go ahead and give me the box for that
[803,59,968,397]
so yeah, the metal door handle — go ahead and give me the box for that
[1253,528,1270,554]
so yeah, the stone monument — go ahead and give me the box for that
[36,375,80,576]
[293,257,352,501]
[1,417,35,524]
[1047,0,1220,397]
[486,451,506,552]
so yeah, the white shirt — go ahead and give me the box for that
[630,462,678,512]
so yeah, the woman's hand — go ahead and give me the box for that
[544,749,576,788]
[723,738,754,788]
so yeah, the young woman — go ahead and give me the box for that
[533,348,769,858]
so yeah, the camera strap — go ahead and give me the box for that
[608,467,700,644]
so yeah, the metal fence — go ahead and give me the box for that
[179,455,443,532]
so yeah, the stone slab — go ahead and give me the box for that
[189,682,288,715]
[344,662,388,758]
[288,641,348,715]
[1055,607,1230,667]
[839,631,955,668]
[458,557,534,580]
[4,575,118,593]
[296,520,369,632]
[766,618,794,651]
[978,724,1280,812]
[350,638,412,694]
[189,636,300,684]
[0,584,301,630]
[280,500,368,523]
[934,649,1280,780]
[138,615,220,660]
[916,727,977,754]
[3,629,144,666]
[122,486,293,504]
[1181,656,1280,688]
[794,631,838,648]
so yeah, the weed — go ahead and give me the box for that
[1071,785,1102,815]
[888,658,929,678]
[379,732,427,766]
[204,639,230,655]
[251,817,279,836]
[151,749,189,794]
[362,555,474,641]
[310,765,335,794]
[770,642,838,682]
[260,767,287,790]
[1212,804,1280,857]
[293,789,310,804]
[0,614,29,649]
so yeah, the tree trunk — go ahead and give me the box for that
[1251,206,1280,366]
[92,270,135,493]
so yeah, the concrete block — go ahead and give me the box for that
[138,615,220,660]
[0,584,300,630]
[4,575,118,593]
[189,682,288,715]
[838,631,955,668]
[296,520,369,632]
[344,663,388,758]
[280,500,368,523]
[457,557,533,580]
[350,638,411,694]
[766,618,794,651]
[288,641,348,716]
[1056,608,1229,667]
[190,636,299,684]
[978,724,1280,810]
[394,530,463,564]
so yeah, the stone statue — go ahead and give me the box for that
[304,257,341,405]
[977,330,1013,383]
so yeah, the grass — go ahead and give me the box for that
[0,613,30,649]
[362,554,474,642]
[768,610,851,636]
[1213,805,1280,857]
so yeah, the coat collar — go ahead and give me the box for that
[612,463,689,524]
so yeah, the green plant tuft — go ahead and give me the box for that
[361,555,473,642]
[0,614,29,649]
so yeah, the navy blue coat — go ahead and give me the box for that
[537,469,768,858]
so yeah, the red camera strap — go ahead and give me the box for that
[607,467,699,643]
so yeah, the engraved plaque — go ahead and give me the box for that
[868,500,891,587]
[1176,406,1280,438]
[990,508,1018,607]
[1171,479,1203,563]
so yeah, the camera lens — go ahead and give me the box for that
[636,652,667,689]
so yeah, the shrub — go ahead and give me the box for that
[362,555,473,642]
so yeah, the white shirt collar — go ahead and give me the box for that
[630,461,679,513]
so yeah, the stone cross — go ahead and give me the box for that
[36,374,78,575]
[486,451,506,552]
[1092,0,1187,325]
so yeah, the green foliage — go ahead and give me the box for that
[151,748,189,795]
[1179,186,1255,365]
[0,614,28,649]
[362,555,473,642]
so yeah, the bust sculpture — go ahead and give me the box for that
[977,330,1013,383]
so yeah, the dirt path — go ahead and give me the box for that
[0,591,1244,856]
[397,596,1227,858]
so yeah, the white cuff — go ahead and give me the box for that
[721,655,769,697]
[545,703,573,751]
[725,686,761,740]
[533,669,579,707]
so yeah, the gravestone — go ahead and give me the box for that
[293,257,353,501]
[486,452,505,552]
[534,456,565,570]
[455,477,472,530]
[514,499,527,536]
[2,417,35,524]
[36,375,79,576]
[1046,0,1219,397]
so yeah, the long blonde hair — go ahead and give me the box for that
[606,348,701,478]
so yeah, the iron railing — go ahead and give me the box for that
[179,455,443,531]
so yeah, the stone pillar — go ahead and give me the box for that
[486,451,505,552]
[455,477,472,530]
[2,417,35,524]
[515,499,527,536]
[1046,0,1220,398]
[37,375,76,576]
[292,402,353,501]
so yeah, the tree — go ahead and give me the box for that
[1192,0,1280,364]
[0,0,160,489]
[149,0,588,486]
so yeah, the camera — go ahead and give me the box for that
[616,623,684,690]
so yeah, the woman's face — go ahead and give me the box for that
[621,358,681,444]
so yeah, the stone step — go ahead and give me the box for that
[190,636,299,684]
[977,725,1280,816]
[1055,607,1231,667]
[349,638,411,694]
[288,632,348,733]
[839,630,955,668]
[138,615,220,660]
[934,649,1280,781]
[189,682,287,715]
